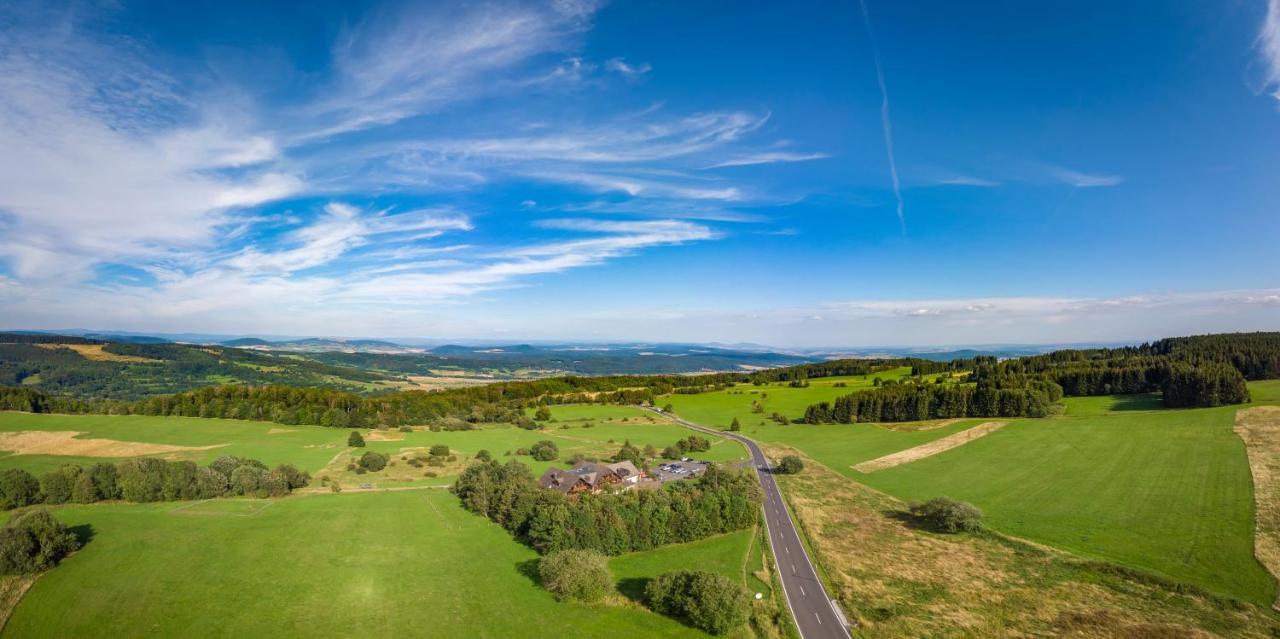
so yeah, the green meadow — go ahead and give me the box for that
[0,408,747,480]
[5,490,754,638]
[659,378,1280,605]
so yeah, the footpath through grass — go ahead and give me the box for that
[6,490,748,638]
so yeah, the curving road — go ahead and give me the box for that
[640,407,852,639]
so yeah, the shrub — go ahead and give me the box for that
[88,463,120,500]
[909,497,983,533]
[429,445,450,457]
[274,464,311,490]
[347,431,366,447]
[424,471,438,478]
[534,406,552,421]
[407,458,424,468]
[538,549,613,602]
[0,509,81,574]
[777,456,804,475]
[355,467,367,475]
[229,465,268,497]
[358,451,388,472]
[39,465,82,505]
[0,471,40,509]
[475,449,492,462]
[116,458,166,503]
[70,472,98,503]
[398,425,414,433]
[330,481,342,493]
[515,416,537,430]
[530,440,559,461]
[645,570,749,635]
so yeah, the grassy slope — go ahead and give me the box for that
[858,407,1272,604]
[5,491,749,638]
[661,378,1280,605]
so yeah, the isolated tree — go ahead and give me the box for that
[777,456,804,475]
[910,497,982,533]
[538,549,614,602]
[358,451,388,472]
[347,431,366,447]
[611,440,644,467]
[0,509,81,574]
[530,440,559,462]
[729,417,741,431]
[534,406,553,421]
[0,469,41,510]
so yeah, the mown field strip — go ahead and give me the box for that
[1234,405,1280,610]
[852,421,1006,473]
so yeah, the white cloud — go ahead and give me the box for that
[605,57,652,76]
[0,14,303,282]
[302,1,599,138]
[707,152,830,168]
[1044,166,1124,188]
[1261,0,1280,101]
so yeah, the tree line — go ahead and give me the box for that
[804,377,1063,423]
[0,455,310,510]
[803,332,1277,422]
[451,459,760,555]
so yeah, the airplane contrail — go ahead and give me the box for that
[859,0,904,233]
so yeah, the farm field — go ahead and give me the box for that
[4,490,756,638]
[0,408,747,481]
[662,367,919,428]
[661,378,1280,605]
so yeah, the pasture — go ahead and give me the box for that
[661,378,1280,605]
[5,490,755,637]
[0,408,747,482]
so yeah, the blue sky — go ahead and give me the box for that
[1,0,1278,347]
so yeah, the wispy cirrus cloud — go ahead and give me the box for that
[605,57,651,76]
[1044,165,1124,188]
[1260,0,1280,101]
[707,151,830,169]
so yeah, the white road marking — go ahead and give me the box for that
[799,585,806,596]
[815,612,823,624]
[791,563,796,573]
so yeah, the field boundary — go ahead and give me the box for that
[0,575,37,633]
[852,421,1006,473]
[1234,406,1280,610]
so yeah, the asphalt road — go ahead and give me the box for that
[640,407,852,639]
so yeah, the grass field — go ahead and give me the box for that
[661,378,1280,605]
[4,490,757,638]
[0,409,748,481]
[769,448,1280,637]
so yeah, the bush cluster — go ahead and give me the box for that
[537,549,613,602]
[909,497,983,533]
[0,509,81,575]
[645,570,749,635]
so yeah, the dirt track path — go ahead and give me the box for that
[852,421,1006,473]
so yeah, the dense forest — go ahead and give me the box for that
[802,332,1275,423]
[451,459,760,555]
